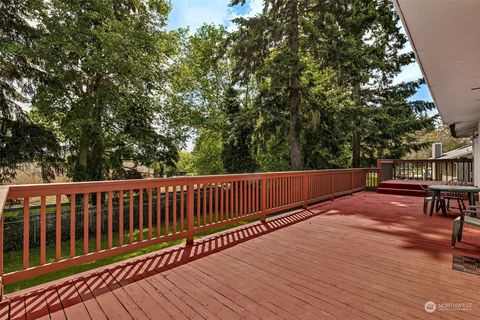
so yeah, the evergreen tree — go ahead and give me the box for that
[310,0,433,166]
[230,0,306,170]
[0,0,62,183]
[221,86,257,173]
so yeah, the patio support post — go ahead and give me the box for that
[186,182,195,246]
[302,174,308,209]
[261,175,267,222]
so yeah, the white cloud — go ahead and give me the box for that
[168,0,232,32]
[241,0,263,18]
[393,62,424,84]
[168,0,264,33]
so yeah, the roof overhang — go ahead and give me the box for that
[393,0,480,137]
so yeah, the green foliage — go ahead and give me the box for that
[31,0,179,181]
[221,86,257,173]
[230,0,436,170]
[406,126,471,159]
[189,130,225,176]
[0,0,62,183]
[1,0,439,183]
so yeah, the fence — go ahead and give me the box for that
[0,169,369,292]
[377,159,473,183]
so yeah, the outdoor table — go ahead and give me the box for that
[426,185,480,217]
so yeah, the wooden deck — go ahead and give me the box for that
[2,192,480,319]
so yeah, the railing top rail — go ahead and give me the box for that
[378,158,472,164]
[5,168,371,199]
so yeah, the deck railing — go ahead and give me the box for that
[0,169,369,294]
[377,159,473,183]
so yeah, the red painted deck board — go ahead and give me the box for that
[4,192,480,319]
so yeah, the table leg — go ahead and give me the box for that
[440,194,446,216]
[468,192,475,206]
[430,191,437,217]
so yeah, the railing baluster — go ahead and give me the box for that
[165,187,169,235]
[261,175,266,221]
[220,182,224,222]
[196,184,201,226]
[119,190,124,246]
[156,187,161,237]
[70,194,76,257]
[173,186,177,234]
[226,182,230,220]
[148,188,152,239]
[83,193,89,254]
[239,180,243,216]
[129,190,134,244]
[57,194,63,259]
[40,196,46,265]
[235,181,239,218]
[107,191,113,249]
[186,182,194,245]
[252,179,256,212]
[209,183,213,224]
[139,189,143,241]
[203,183,207,225]
[96,192,101,251]
[215,183,219,222]
[230,181,234,219]
[23,197,29,269]
[181,185,185,231]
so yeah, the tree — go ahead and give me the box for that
[230,0,306,170]
[32,0,179,181]
[0,0,62,183]
[405,125,470,160]
[231,0,435,170]
[221,86,257,173]
[310,0,425,167]
[361,79,436,164]
[190,130,225,176]
[168,24,233,131]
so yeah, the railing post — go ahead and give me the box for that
[186,181,195,246]
[261,175,267,222]
[0,186,9,301]
[331,172,335,200]
[350,170,354,195]
[302,174,308,209]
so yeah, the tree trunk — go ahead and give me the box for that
[352,131,361,167]
[289,0,303,171]
[351,83,361,168]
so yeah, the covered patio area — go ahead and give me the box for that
[2,192,480,319]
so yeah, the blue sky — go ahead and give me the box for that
[167,0,433,103]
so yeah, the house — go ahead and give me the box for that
[393,0,480,184]
[431,143,472,160]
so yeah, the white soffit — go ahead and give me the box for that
[393,0,480,137]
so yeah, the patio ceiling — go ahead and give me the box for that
[394,0,480,137]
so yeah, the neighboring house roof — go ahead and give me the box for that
[436,145,473,159]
